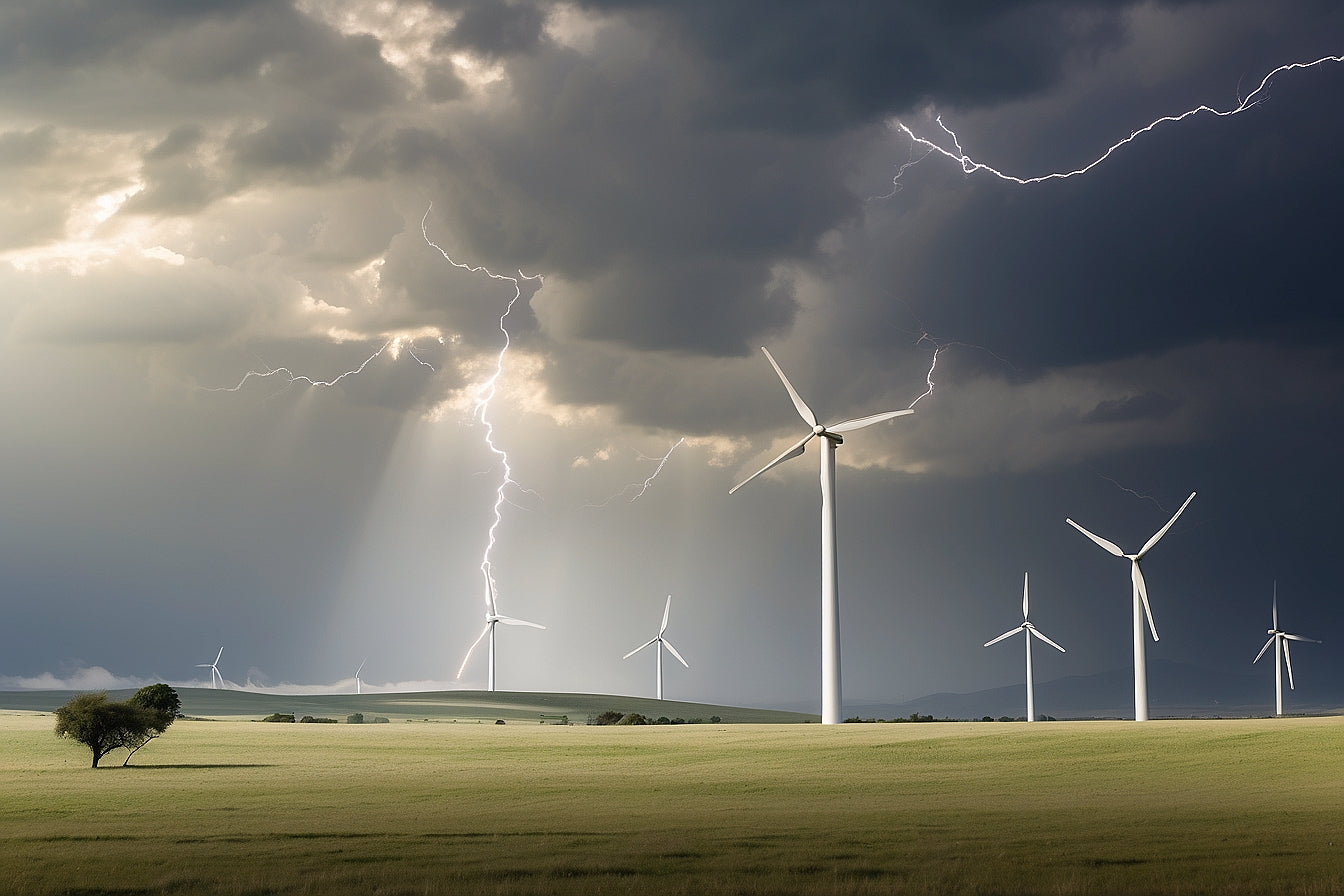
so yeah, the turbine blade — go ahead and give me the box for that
[1066,519,1125,557]
[195,663,211,668]
[1134,562,1159,641]
[1283,633,1319,643]
[1272,583,1278,630]
[984,626,1024,648]
[1283,638,1295,690]
[1029,627,1066,653]
[496,615,545,629]
[214,647,224,664]
[623,637,658,660]
[828,408,913,433]
[457,623,492,679]
[356,659,366,677]
[660,595,671,635]
[1022,572,1030,621]
[761,347,816,427]
[662,639,690,668]
[1253,636,1275,663]
[1137,491,1196,558]
[729,432,813,494]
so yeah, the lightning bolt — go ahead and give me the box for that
[206,335,438,394]
[889,54,1344,189]
[584,437,685,508]
[419,205,544,682]
[1089,467,1169,514]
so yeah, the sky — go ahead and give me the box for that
[2,0,1342,714]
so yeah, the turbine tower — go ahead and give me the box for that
[984,572,1065,722]
[354,658,366,695]
[196,647,224,690]
[1253,583,1320,717]
[462,569,545,692]
[622,595,689,700]
[731,347,914,725]
[1067,492,1195,722]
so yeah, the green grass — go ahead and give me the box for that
[2,712,1342,894]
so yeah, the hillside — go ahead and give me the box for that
[0,687,817,724]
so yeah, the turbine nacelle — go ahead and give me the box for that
[729,348,911,494]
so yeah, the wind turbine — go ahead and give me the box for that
[1067,491,1195,722]
[1254,583,1320,717]
[460,569,545,692]
[354,658,366,695]
[196,647,224,690]
[731,347,914,725]
[984,572,1065,722]
[622,595,689,700]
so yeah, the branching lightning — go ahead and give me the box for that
[419,205,544,682]
[890,54,1344,189]
[207,335,439,394]
[584,437,685,508]
[1089,467,1169,514]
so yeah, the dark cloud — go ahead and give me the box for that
[437,1,547,58]
[574,0,1134,132]
[1082,392,1181,425]
[228,115,347,178]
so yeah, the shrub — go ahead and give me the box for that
[709,716,721,724]
[372,716,390,724]
[589,710,625,726]
[347,713,364,724]
[298,716,337,724]
[262,713,295,723]
[617,713,648,725]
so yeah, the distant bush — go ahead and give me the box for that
[347,713,364,724]
[372,716,390,724]
[709,716,721,724]
[688,718,704,724]
[589,711,625,726]
[982,716,994,722]
[261,713,295,723]
[299,716,337,724]
[617,713,649,725]
[495,719,505,725]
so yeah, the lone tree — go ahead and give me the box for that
[122,684,181,766]
[53,686,180,768]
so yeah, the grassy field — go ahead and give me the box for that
[1,712,1341,895]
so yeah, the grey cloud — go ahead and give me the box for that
[1082,392,1181,425]
[228,116,347,179]
[0,125,56,167]
[437,0,547,58]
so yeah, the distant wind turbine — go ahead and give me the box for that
[1067,491,1195,722]
[731,347,914,725]
[1254,583,1320,717]
[196,647,224,690]
[354,658,366,695]
[984,572,1065,722]
[622,595,689,700]
[460,569,545,692]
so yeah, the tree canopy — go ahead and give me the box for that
[53,686,180,768]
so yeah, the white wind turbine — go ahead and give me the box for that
[731,347,914,725]
[196,647,224,690]
[1254,583,1320,717]
[984,572,1065,722]
[459,569,545,692]
[622,595,689,700]
[1067,491,1195,722]
[354,658,367,695]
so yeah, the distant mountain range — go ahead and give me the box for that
[844,659,1344,721]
